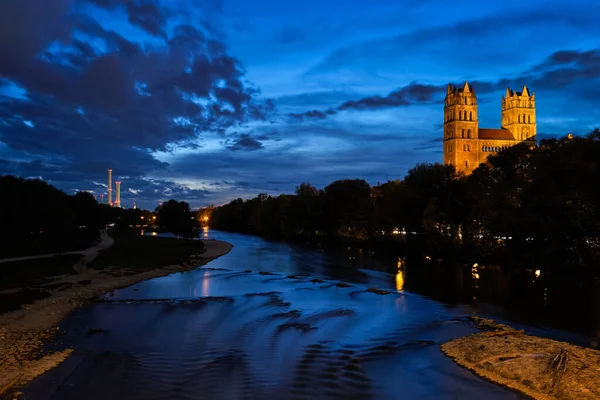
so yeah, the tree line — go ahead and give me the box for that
[0,176,200,257]
[210,131,600,270]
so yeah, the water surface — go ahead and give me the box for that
[25,229,596,399]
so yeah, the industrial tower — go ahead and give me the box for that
[107,169,113,206]
[115,181,121,208]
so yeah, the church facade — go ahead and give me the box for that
[443,82,537,174]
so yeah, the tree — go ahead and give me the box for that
[156,200,195,239]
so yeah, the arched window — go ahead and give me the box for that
[523,113,526,123]
[467,129,471,138]
[482,146,485,152]
[465,160,469,168]
[458,111,461,121]
[470,111,473,121]
[518,115,521,123]
[461,129,465,138]
[528,115,531,123]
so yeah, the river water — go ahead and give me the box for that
[25,229,599,399]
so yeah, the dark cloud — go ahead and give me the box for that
[337,82,439,111]
[289,109,332,120]
[87,0,168,37]
[226,134,264,151]
[0,0,270,209]
[288,82,441,120]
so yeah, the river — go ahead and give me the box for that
[24,229,600,399]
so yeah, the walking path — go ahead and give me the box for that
[0,231,115,264]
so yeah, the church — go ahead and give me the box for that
[443,82,537,174]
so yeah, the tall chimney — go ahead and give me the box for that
[115,181,121,208]
[107,169,113,206]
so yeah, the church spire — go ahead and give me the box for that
[521,85,529,97]
[447,83,452,95]
[463,82,471,93]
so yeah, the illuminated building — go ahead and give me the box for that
[443,82,537,174]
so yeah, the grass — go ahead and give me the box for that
[88,229,206,271]
[0,235,94,259]
[0,254,83,291]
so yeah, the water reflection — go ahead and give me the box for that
[395,258,404,292]
[144,230,600,344]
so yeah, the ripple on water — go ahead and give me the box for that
[24,268,526,400]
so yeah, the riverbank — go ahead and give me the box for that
[442,317,600,400]
[0,235,233,397]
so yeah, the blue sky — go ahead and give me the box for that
[1,0,599,210]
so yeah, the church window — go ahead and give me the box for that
[470,111,473,121]
[518,115,521,123]
[462,129,465,138]
[528,115,531,123]
[465,160,469,168]
[523,113,526,123]
[467,129,471,138]
[482,146,485,152]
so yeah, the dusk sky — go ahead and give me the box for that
[1,0,599,210]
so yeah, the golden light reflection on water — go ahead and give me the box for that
[202,226,209,238]
[396,270,404,292]
[471,263,480,302]
[396,258,404,292]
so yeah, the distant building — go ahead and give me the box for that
[443,82,537,174]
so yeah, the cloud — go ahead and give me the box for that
[0,0,271,209]
[225,134,264,151]
[337,82,440,111]
[287,82,441,120]
[305,5,600,81]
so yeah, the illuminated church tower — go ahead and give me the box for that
[443,82,537,175]
[443,82,479,172]
[501,85,536,141]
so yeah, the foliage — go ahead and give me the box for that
[0,175,156,257]
[210,131,600,269]
[155,199,197,239]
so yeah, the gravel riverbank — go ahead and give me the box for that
[0,239,232,397]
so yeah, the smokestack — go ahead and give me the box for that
[115,181,121,208]
[107,169,113,206]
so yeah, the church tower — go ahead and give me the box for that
[501,85,536,141]
[443,82,479,172]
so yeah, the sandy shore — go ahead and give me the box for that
[0,239,232,396]
[442,317,600,400]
